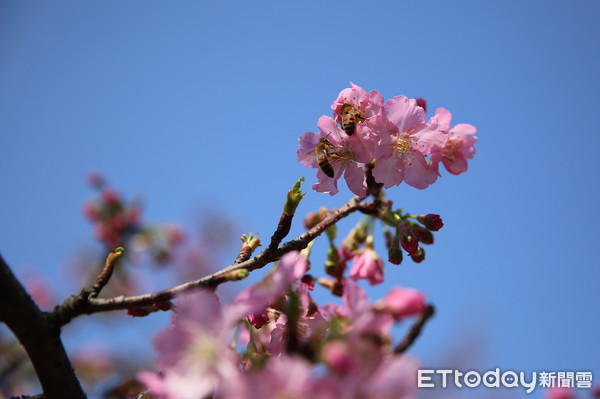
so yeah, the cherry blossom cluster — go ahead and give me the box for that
[297,83,477,196]
[138,251,426,399]
[83,171,186,264]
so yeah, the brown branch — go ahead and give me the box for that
[53,196,372,325]
[394,304,435,354]
[0,254,86,399]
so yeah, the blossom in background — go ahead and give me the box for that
[297,116,373,197]
[375,287,426,321]
[138,292,241,399]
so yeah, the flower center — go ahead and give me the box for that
[393,134,419,166]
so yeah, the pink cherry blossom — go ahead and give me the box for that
[227,250,308,325]
[297,116,374,197]
[375,287,426,321]
[431,107,478,175]
[141,292,242,399]
[365,355,420,399]
[348,247,384,286]
[332,82,383,135]
[371,96,448,189]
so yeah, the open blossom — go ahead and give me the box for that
[139,292,242,399]
[332,82,383,135]
[227,250,308,324]
[348,236,384,285]
[371,96,448,189]
[297,115,373,197]
[430,107,478,175]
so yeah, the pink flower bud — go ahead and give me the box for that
[413,226,434,245]
[85,170,104,188]
[417,214,444,231]
[101,187,120,206]
[416,97,427,113]
[248,311,270,329]
[301,274,315,290]
[349,248,384,285]
[331,280,344,297]
[410,247,425,263]
[379,287,426,321]
[398,222,419,256]
[323,341,358,375]
[83,201,101,221]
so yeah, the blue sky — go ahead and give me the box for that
[1,1,599,397]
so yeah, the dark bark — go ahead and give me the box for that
[0,254,85,399]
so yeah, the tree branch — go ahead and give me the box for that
[53,196,373,325]
[394,304,435,354]
[0,254,86,399]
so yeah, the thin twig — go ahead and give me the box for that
[394,304,435,354]
[52,196,372,324]
[89,247,124,298]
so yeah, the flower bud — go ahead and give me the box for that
[283,177,305,215]
[417,214,444,231]
[304,206,329,229]
[101,187,121,206]
[397,221,419,256]
[224,269,249,281]
[301,274,315,290]
[85,170,105,188]
[331,280,344,297]
[248,312,270,329]
[410,247,425,263]
[83,201,101,221]
[416,97,427,113]
[376,287,426,321]
[387,231,403,265]
[325,246,346,278]
[413,226,434,245]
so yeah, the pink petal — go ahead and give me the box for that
[317,115,346,144]
[313,166,341,196]
[432,107,452,130]
[382,96,426,134]
[297,131,321,168]
[343,162,367,198]
[403,151,438,189]
[372,156,405,189]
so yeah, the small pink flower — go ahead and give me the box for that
[376,287,426,321]
[431,107,477,175]
[227,251,308,325]
[297,116,374,197]
[371,97,447,189]
[364,355,420,399]
[323,340,361,375]
[332,82,383,136]
[349,248,384,286]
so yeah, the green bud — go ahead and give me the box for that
[326,224,337,242]
[283,177,305,215]
[225,269,250,281]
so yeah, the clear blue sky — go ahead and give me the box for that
[1,1,599,398]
